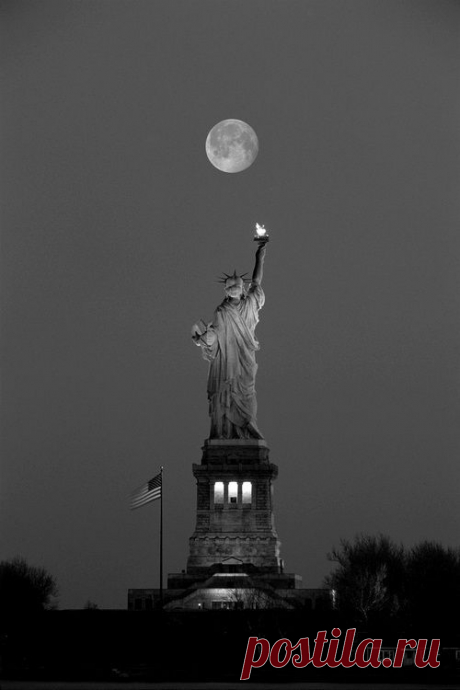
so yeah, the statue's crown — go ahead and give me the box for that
[218,270,249,289]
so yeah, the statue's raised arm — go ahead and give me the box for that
[251,235,268,286]
[192,233,269,440]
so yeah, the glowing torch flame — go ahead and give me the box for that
[254,223,269,242]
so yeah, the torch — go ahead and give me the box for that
[254,223,269,244]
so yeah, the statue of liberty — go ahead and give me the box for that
[192,234,268,440]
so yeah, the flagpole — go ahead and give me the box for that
[159,465,163,608]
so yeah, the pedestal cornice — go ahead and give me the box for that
[200,439,271,466]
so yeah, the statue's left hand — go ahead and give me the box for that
[192,320,209,345]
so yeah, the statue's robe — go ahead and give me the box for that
[199,285,265,439]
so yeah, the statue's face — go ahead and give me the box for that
[226,285,244,300]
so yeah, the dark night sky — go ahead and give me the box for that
[1,0,459,609]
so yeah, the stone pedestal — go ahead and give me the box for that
[133,439,332,611]
[186,439,283,574]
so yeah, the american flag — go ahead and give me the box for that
[130,471,162,510]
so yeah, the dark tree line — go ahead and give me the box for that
[0,557,58,620]
[325,534,460,631]
[2,541,459,634]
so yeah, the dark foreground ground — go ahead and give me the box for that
[1,610,458,687]
[2,682,460,690]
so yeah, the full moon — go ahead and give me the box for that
[205,119,259,173]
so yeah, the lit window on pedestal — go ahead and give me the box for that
[214,482,224,504]
[242,481,252,504]
[228,481,238,503]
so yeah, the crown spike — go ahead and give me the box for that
[218,270,250,288]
